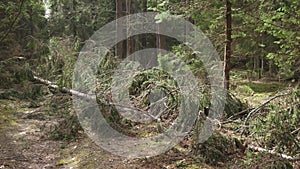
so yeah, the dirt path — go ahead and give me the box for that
[0,99,144,169]
[0,100,63,169]
[0,98,205,169]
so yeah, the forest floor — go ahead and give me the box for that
[0,98,137,169]
[0,97,212,169]
[0,99,63,168]
[0,75,298,168]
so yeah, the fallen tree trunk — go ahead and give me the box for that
[33,75,95,100]
[33,75,161,121]
[248,144,300,161]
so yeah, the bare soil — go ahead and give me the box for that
[0,99,207,169]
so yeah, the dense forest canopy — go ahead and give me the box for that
[1,0,299,81]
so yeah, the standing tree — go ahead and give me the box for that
[141,0,147,49]
[126,0,133,57]
[224,0,232,90]
[116,0,124,58]
[133,0,139,52]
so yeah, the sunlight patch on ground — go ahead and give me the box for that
[231,72,289,107]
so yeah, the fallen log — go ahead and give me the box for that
[32,75,161,122]
[33,75,96,100]
[248,144,300,161]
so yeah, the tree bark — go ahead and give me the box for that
[116,0,124,58]
[248,144,300,161]
[156,1,166,51]
[157,33,166,51]
[126,0,133,57]
[134,0,139,52]
[72,0,77,38]
[224,0,232,90]
[141,0,147,49]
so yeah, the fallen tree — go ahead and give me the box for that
[247,144,300,161]
[33,75,95,100]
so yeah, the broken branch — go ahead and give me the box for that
[248,144,300,161]
[241,91,290,135]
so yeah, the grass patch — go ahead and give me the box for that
[232,79,288,106]
[238,82,287,93]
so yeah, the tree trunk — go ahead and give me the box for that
[253,55,257,79]
[157,33,166,51]
[185,0,190,41]
[72,0,77,38]
[156,0,166,52]
[126,0,133,57]
[116,0,124,58]
[224,0,232,90]
[134,0,139,52]
[141,0,147,49]
[260,34,264,78]
[29,8,34,36]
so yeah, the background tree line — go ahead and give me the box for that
[1,0,299,86]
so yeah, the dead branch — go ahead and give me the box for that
[248,144,300,161]
[228,107,254,120]
[291,127,300,135]
[241,91,290,135]
[221,107,254,125]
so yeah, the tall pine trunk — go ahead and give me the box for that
[224,0,232,90]
[126,0,133,57]
[116,0,124,58]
